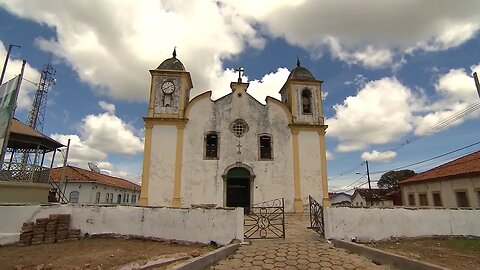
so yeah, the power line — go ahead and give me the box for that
[370,141,480,175]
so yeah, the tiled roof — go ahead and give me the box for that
[353,188,390,201]
[51,165,140,190]
[400,150,480,184]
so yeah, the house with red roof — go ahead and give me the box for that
[351,188,394,207]
[50,165,140,204]
[399,151,480,208]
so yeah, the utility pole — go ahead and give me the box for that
[0,44,21,85]
[474,72,480,99]
[366,160,373,207]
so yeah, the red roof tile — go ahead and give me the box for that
[51,166,140,190]
[400,150,480,184]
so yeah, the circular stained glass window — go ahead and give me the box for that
[231,119,249,137]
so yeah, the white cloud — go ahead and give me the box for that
[327,77,416,152]
[0,0,478,104]
[247,68,290,103]
[414,63,480,135]
[98,100,115,114]
[0,42,41,111]
[361,150,397,162]
[81,113,143,155]
[50,133,109,167]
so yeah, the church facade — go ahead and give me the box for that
[138,50,330,212]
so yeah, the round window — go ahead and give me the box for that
[231,119,249,137]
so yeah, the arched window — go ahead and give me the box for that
[110,193,113,203]
[105,193,110,203]
[69,191,79,203]
[117,194,122,204]
[205,132,219,159]
[95,192,101,203]
[127,193,130,203]
[259,134,273,160]
[301,89,312,114]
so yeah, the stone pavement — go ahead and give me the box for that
[210,213,391,270]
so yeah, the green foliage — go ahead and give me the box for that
[378,170,416,189]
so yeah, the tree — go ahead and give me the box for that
[378,170,416,189]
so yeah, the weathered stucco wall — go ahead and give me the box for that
[298,131,323,206]
[61,182,138,204]
[182,84,297,211]
[0,182,49,204]
[325,207,480,241]
[148,125,177,206]
[0,204,244,246]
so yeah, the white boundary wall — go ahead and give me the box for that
[325,207,480,241]
[0,204,244,246]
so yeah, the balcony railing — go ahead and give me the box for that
[0,162,51,183]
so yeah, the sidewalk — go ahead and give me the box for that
[210,213,391,270]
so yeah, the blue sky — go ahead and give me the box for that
[1,1,479,191]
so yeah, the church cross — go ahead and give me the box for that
[236,141,242,155]
[235,67,245,83]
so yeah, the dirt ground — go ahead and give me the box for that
[0,237,215,270]
[365,237,480,270]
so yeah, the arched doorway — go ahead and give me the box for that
[225,167,251,208]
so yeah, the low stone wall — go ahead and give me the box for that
[0,204,244,246]
[325,207,480,241]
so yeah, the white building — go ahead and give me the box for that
[139,50,330,212]
[351,188,394,207]
[51,166,140,204]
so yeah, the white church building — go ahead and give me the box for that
[139,50,330,212]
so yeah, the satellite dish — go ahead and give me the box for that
[88,162,101,174]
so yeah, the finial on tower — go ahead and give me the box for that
[173,47,177,58]
[296,56,301,67]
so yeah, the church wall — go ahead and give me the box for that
[298,131,323,205]
[181,90,295,211]
[148,125,177,206]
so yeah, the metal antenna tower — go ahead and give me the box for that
[27,62,56,132]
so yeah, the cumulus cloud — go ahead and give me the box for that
[0,42,41,111]
[98,100,115,114]
[0,0,478,104]
[414,64,480,135]
[361,150,397,162]
[50,111,143,175]
[327,77,417,152]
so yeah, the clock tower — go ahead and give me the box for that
[147,49,193,119]
[139,49,193,207]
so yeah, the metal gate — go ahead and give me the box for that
[309,195,325,237]
[244,198,285,239]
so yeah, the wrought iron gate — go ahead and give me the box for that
[244,198,285,239]
[309,195,325,237]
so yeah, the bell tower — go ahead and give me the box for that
[147,49,193,119]
[280,58,324,125]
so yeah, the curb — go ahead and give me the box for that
[170,243,240,270]
[331,239,449,270]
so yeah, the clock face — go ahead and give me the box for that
[162,81,175,94]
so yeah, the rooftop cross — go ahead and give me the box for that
[235,67,245,83]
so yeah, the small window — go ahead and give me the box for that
[408,194,415,206]
[456,191,470,207]
[230,119,249,137]
[432,192,442,207]
[110,193,114,203]
[127,193,130,203]
[95,192,101,203]
[117,194,122,204]
[419,193,428,206]
[301,89,312,114]
[105,193,110,203]
[205,132,219,159]
[123,193,126,203]
[360,202,363,206]
[355,202,358,206]
[69,191,79,203]
[132,194,136,203]
[259,134,273,160]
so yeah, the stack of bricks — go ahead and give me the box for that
[68,229,81,240]
[31,218,48,245]
[44,215,59,244]
[55,214,71,242]
[18,222,34,246]
[18,214,81,246]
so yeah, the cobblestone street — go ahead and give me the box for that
[211,214,390,270]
